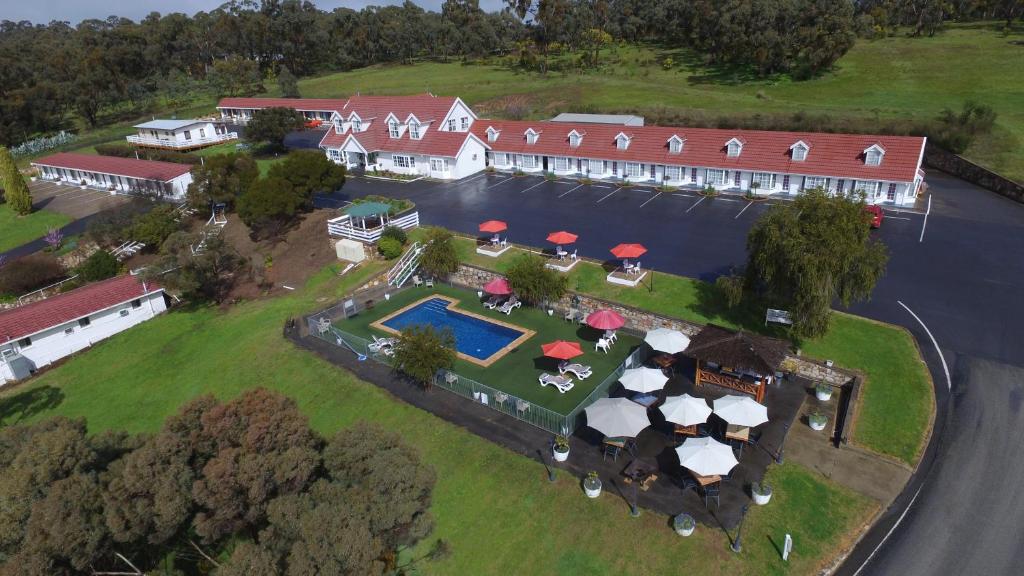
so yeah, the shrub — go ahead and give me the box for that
[505,253,568,305]
[418,227,460,279]
[377,237,403,260]
[236,176,302,238]
[130,205,181,247]
[77,250,120,281]
[0,254,65,296]
[715,274,745,309]
[380,226,408,246]
[391,324,456,389]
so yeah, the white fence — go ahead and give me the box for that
[326,210,420,243]
[126,132,237,148]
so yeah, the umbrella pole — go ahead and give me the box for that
[630,480,641,517]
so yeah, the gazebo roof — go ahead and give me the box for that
[345,201,392,218]
[684,324,790,376]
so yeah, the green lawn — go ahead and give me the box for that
[0,261,875,576]
[0,204,72,253]
[427,234,933,465]
[332,283,640,414]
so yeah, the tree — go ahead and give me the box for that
[0,146,32,214]
[504,253,568,305]
[147,232,243,302]
[245,107,305,151]
[76,250,120,282]
[236,176,303,237]
[130,204,181,247]
[0,253,65,296]
[267,149,346,207]
[208,55,264,97]
[277,65,301,98]
[418,227,461,279]
[745,188,889,337]
[186,152,260,210]
[391,324,457,389]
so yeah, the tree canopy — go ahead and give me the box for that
[244,107,306,151]
[745,188,889,337]
[392,324,457,389]
[418,227,461,279]
[505,253,569,305]
[187,152,260,210]
[0,146,32,214]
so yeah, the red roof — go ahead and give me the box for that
[320,125,480,157]
[217,97,350,112]
[473,121,926,182]
[0,275,163,344]
[216,94,459,124]
[32,152,192,182]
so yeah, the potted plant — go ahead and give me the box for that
[747,181,761,199]
[553,435,570,462]
[752,482,773,505]
[583,471,602,498]
[809,411,828,431]
[673,513,696,536]
[79,179,88,189]
[815,382,833,402]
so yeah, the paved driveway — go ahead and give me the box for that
[326,169,1024,575]
[30,180,132,219]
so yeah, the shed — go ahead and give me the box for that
[683,324,790,403]
[335,239,366,263]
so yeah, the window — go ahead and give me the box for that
[487,129,499,142]
[430,158,447,172]
[727,142,741,157]
[64,327,74,335]
[389,122,400,138]
[669,138,682,154]
[866,149,882,166]
[131,299,141,308]
[199,128,206,138]
[691,167,698,182]
[569,133,581,148]
[804,176,826,190]
[706,169,726,185]
[588,159,603,174]
[460,117,469,130]
[352,119,362,132]
[792,145,807,161]
[526,131,538,145]
[520,155,537,169]
[79,317,91,328]
[625,163,642,178]
[616,136,629,150]
[836,179,845,193]
[392,155,415,169]
[119,309,130,318]
[752,172,775,189]
[18,337,31,348]
[409,122,421,139]
[665,166,682,181]
[495,153,508,166]
[855,181,881,197]
[554,157,569,171]
[734,171,742,187]
[184,130,192,140]
[782,174,790,190]
[329,149,341,161]
[447,118,456,131]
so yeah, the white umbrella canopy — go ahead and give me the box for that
[584,397,651,438]
[713,395,769,427]
[660,394,713,426]
[675,436,739,477]
[619,367,669,394]
[644,328,691,354]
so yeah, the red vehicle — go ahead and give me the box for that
[304,119,323,129]
[864,205,883,228]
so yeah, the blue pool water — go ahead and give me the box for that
[382,298,524,361]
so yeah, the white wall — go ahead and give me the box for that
[0,291,167,383]
[34,165,191,202]
[451,137,486,179]
[441,100,475,132]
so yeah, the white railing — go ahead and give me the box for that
[18,274,80,304]
[387,242,423,288]
[326,210,420,243]
[126,132,238,148]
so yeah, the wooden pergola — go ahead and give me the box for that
[683,324,790,404]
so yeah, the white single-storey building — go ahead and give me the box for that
[32,152,194,201]
[473,121,928,206]
[127,118,237,150]
[0,275,168,385]
[216,97,350,125]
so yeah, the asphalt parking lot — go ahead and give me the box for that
[29,179,132,219]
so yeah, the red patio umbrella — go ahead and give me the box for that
[541,340,584,360]
[586,309,625,331]
[483,277,512,295]
[546,231,578,245]
[479,220,508,233]
[610,243,647,259]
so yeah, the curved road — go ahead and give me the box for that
[332,170,1024,574]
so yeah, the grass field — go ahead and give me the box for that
[0,262,875,575]
[426,233,933,465]
[332,283,640,413]
[0,204,72,253]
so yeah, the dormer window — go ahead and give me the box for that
[616,133,631,150]
[668,135,684,154]
[568,130,583,148]
[409,121,421,140]
[389,121,400,139]
[525,128,539,145]
[486,127,500,142]
[352,119,362,132]
[333,117,343,134]
[726,137,744,157]
[864,144,885,166]
[790,140,809,162]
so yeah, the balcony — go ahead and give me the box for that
[126,132,238,150]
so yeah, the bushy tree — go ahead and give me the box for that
[745,188,888,337]
[245,107,306,151]
[505,253,568,305]
[391,324,457,389]
[0,146,32,215]
[76,250,120,282]
[267,149,346,206]
[381,225,408,245]
[130,204,181,247]
[418,227,461,279]
[236,176,303,237]
[208,56,264,97]
[378,236,404,259]
[187,152,260,210]
[147,232,243,302]
[277,65,301,98]
[0,253,65,296]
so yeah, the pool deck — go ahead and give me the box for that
[370,294,536,367]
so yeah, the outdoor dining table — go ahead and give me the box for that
[691,471,721,487]
[652,353,677,376]
[725,424,751,456]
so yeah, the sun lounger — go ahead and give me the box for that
[539,373,575,393]
[559,361,593,379]
[483,295,507,310]
[498,296,521,315]
[368,335,397,353]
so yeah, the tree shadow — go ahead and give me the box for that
[0,385,65,426]
[688,281,794,342]
[767,534,784,558]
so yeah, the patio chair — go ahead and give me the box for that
[424,277,434,288]
[595,338,611,353]
[498,296,521,315]
[603,330,618,344]
[570,249,578,261]
[703,483,720,509]
[633,261,642,275]
[538,373,575,394]
[412,275,423,287]
[558,361,593,379]
[563,308,578,322]
[368,335,397,353]
[500,237,509,247]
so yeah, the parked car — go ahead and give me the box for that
[304,119,323,129]
[864,204,883,228]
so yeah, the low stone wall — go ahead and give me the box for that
[786,357,855,387]
[925,145,1024,204]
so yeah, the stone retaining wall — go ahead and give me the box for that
[925,145,1024,204]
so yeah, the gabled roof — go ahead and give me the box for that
[32,153,192,182]
[864,143,886,153]
[684,324,790,376]
[726,137,746,147]
[344,94,456,125]
[790,140,810,150]
[0,275,163,344]
[134,119,209,131]
[472,120,926,182]
[321,122,487,157]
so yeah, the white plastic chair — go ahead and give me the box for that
[595,338,611,353]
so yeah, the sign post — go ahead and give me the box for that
[783,533,793,561]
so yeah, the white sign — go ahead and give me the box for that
[783,533,793,561]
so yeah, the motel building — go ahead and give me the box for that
[0,275,167,385]
[217,97,350,125]
[127,118,237,150]
[472,118,927,207]
[31,152,194,201]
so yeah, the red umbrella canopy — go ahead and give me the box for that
[610,243,648,259]
[546,231,578,245]
[483,277,512,295]
[541,340,584,360]
[586,309,626,330]
[479,220,508,233]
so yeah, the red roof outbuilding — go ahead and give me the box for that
[31,153,193,182]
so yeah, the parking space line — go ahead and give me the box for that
[716,197,740,202]
[639,192,662,208]
[593,184,612,189]
[685,196,706,213]
[734,201,753,219]
[919,194,931,243]
[672,193,695,198]
[460,173,488,184]
[555,180,576,185]
[519,180,547,194]
[558,184,584,198]
[596,187,621,203]
[887,216,912,221]
[485,176,515,189]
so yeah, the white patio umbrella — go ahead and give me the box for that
[619,367,669,394]
[660,394,712,426]
[713,395,769,427]
[584,397,651,438]
[644,328,691,354]
[675,436,739,477]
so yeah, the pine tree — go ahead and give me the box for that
[0,146,33,215]
[277,65,301,98]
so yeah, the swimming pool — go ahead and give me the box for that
[380,297,528,363]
